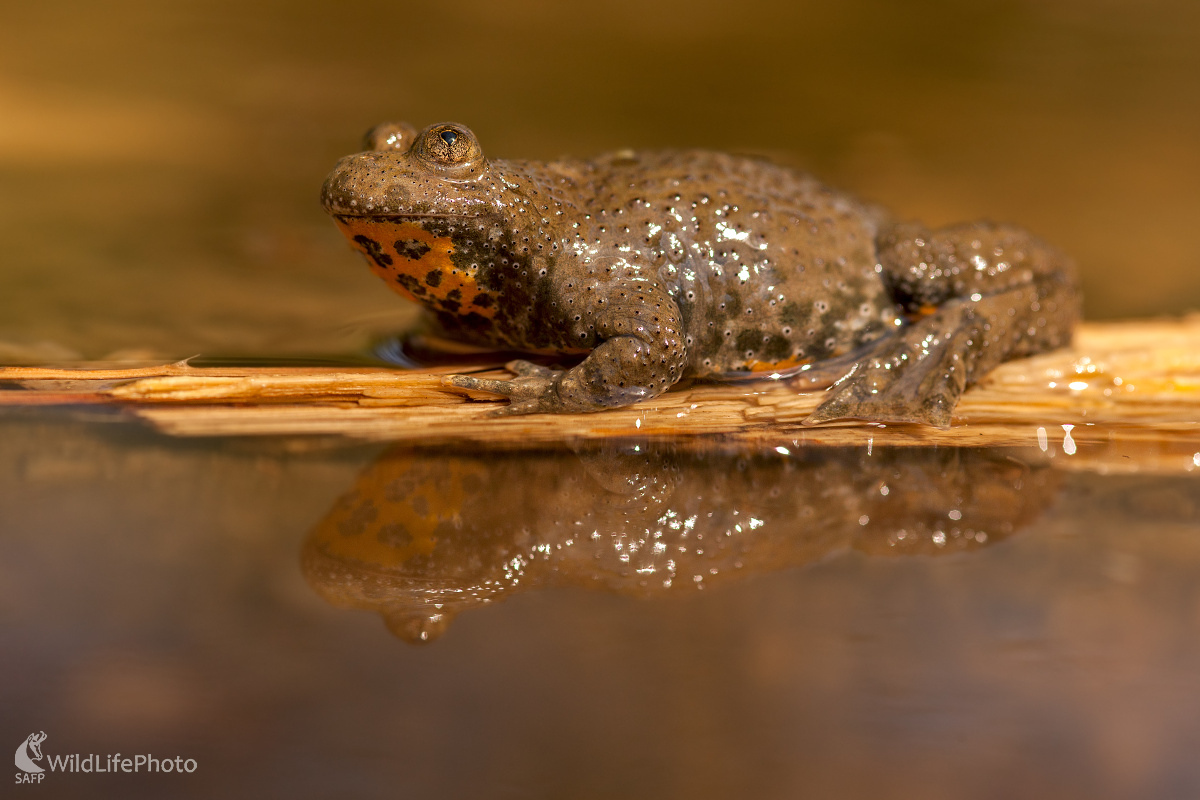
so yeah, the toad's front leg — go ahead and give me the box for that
[447,281,688,414]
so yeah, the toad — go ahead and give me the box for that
[321,122,1078,426]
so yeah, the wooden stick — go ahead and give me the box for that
[3,318,1200,472]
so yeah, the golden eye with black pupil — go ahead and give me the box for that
[426,127,469,163]
[415,122,484,177]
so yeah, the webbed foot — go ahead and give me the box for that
[804,360,959,428]
[803,312,969,428]
[445,360,569,416]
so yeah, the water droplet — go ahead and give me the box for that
[1062,424,1076,455]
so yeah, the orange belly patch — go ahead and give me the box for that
[333,217,498,319]
[744,354,811,373]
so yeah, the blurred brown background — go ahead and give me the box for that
[1,0,1198,361]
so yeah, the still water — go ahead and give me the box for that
[3,1,1200,797]
[6,418,1200,797]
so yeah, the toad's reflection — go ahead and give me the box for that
[302,444,1057,643]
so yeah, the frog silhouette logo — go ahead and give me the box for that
[15,732,47,775]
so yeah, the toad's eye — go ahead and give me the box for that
[362,121,418,152]
[417,123,484,174]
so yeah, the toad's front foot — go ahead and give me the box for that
[445,360,569,415]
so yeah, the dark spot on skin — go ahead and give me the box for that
[736,329,764,355]
[395,273,426,296]
[377,523,413,549]
[761,334,792,361]
[440,299,461,313]
[354,235,392,267]
[701,325,725,356]
[779,302,804,327]
[472,292,494,308]
[395,239,432,261]
[460,311,494,334]
[446,288,462,301]
[425,269,443,287]
[409,495,429,517]
[529,274,561,323]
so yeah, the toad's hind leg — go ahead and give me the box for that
[806,221,1079,428]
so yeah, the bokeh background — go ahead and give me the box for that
[2,0,1198,361]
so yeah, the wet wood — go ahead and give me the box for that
[3,318,1200,472]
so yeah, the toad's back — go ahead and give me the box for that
[543,149,898,374]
